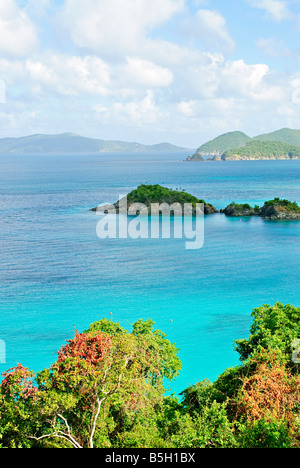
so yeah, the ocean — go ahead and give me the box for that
[0,152,299,394]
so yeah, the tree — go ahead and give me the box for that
[0,319,181,448]
[0,364,39,448]
[235,303,300,365]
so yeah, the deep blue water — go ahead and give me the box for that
[0,152,300,394]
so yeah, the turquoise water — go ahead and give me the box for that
[0,153,300,394]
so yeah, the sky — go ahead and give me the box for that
[0,0,300,147]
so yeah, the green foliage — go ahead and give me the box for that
[223,140,300,160]
[193,131,251,156]
[126,184,205,208]
[235,302,300,363]
[263,198,300,213]
[254,128,300,147]
[237,418,294,449]
[0,319,181,448]
[224,199,300,217]
[192,128,300,159]
[229,202,254,211]
[0,365,41,448]
[1,304,300,448]
[86,318,182,382]
[254,205,260,213]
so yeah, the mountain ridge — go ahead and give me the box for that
[0,132,192,154]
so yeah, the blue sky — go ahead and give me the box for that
[1,0,300,147]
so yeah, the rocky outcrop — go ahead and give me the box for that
[221,200,300,220]
[259,204,300,220]
[204,203,218,215]
[211,155,222,161]
[220,204,258,217]
[186,153,204,161]
[186,154,223,162]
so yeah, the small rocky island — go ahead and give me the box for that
[221,199,300,220]
[221,203,259,217]
[91,184,218,215]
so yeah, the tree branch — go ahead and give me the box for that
[29,414,82,449]
[89,396,106,449]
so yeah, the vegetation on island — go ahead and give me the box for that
[188,127,300,161]
[191,131,251,157]
[221,202,260,217]
[262,198,300,214]
[254,128,300,147]
[230,202,259,212]
[127,184,202,207]
[222,140,300,160]
[93,188,300,220]
[222,199,300,219]
[92,184,218,215]
[1,302,300,449]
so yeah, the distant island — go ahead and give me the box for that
[91,184,218,215]
[223,140,300,160]
[187,128,300,161]
[0,133,192,154]
[91,186,300,220]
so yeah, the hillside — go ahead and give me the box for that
[254,128,300,146]
[188,127,300,161]
[0,133,191,154]
[222,140,300,160]
[192,131,251,157]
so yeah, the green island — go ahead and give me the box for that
[91,184,218,215]
[92,187,300,221]
[188,127,300,161]
[222,140,300,160]
[187,131,251,158]
[1,302,300,448]
[221,198,300,220]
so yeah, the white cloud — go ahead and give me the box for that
[1,46,295,145]
[0,0,300,146]
[0,0,38,58]
[112,90,165,126]
[0,54,111,98]
[247,0,292,22]
[178,100,196,116]
[256,37,292,57]
[219,60,279,101]
[60,0,185,57]
[50,55,111,96]
[124,58,173,88]
[192,9,236,54]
